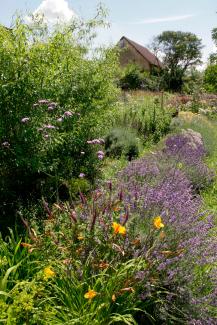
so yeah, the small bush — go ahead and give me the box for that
[104,127,140,160]
[204,64,217,93]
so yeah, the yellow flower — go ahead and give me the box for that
[153,216,164,229]
[112,222,126,236]
[43,267,55,279]
[84,289,97,300]
[77,234,84,240]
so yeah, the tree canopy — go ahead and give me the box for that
[153,31,203,91]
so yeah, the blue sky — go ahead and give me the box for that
[1,0,216,63]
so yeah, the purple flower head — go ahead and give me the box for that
[38,99,50,105]
[44,124,56,130]
[64,111,73,117]
[79,173,85,178]
[48,106,55,111]
[98,154,104,160]
[2,141,10,148]
[49,102,58,108]
[57,117,63,123]
[87,138,105,145]
[97,150,105,160]
[21,117,30,123]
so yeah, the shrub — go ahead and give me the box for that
[204,64,217,93]
[119,64,161,91]
[104,127,140,160]
[0,16,119,231]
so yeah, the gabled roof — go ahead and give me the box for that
[120,36,163,68]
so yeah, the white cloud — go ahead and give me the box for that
[131,14,195,25]
[31,0,77,23]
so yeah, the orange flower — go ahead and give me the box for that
[112,222,126,235]
[160,231,166,239]
[132,239,141,246]
[153,216,164,229]
[84,289,97,300]
[120,287,135,293]
[21,242,32,248]
[98,261,110,269]
[113,206,121,212]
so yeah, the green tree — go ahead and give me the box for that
[204,26,217,92]
[153,31,203,91]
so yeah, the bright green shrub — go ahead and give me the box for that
[204,64,217,93]
[0,16,119,230]
[119,64,161,91]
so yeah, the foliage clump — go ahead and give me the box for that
[0,16,119,231]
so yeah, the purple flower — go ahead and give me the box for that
[57,117,63,122]
[48,106,55,111]
[2,141,10,148]
[38,99,50,105]
[97,150,105,160]
[64,111,73,117]
[49,102,58,108]
[44,124,56,130]
[79,173,85,178]
[21,117,30,123]
[87,138,105,145]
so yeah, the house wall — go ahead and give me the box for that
[119,39,151,72]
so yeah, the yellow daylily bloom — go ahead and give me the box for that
[112,222,126,236]
[153,216,165,229]
[84,289,97,300]
[43,267,55,279]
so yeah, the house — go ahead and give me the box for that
[118,36,163,72]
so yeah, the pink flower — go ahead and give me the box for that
[64,111,73,117]
[38,99,50,105]
[21,117,30,123]
[2,141,10,148]
[48,106,55,111]
[44,124,56,129]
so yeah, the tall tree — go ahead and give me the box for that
[153,31,203,91]
[204,26,217,93]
